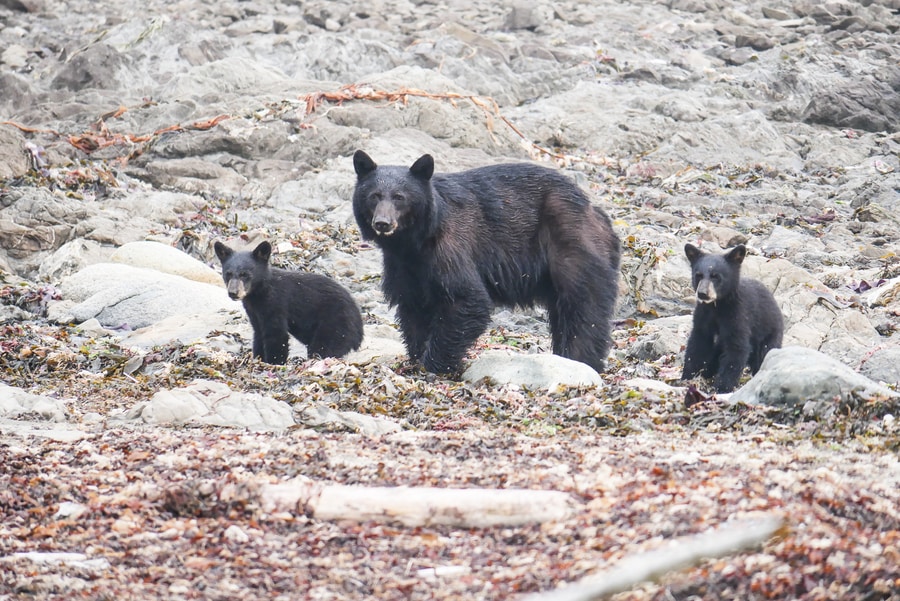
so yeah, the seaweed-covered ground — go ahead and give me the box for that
[2,275,899,600]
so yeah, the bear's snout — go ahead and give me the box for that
[227,279,248,300]
[372,217,396,235]
[372,201,399,236]
[695,280,716,304]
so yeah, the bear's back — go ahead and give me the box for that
[431,163,597,252]
[435,163,590,212]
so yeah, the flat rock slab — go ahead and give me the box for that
[120,379,295,431]
[296,404,402,436]
[120,310,248,351]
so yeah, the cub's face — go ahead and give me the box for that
[351,150,435,240]
[214,241,271,300]
[684,243,745,304]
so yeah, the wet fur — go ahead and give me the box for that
[682,243,784,393]
[214,241,364,365]
[352,150,621,374]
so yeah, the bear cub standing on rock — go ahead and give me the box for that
[682,243,783,393]
[214,240,364,365]
[352,150,621,375]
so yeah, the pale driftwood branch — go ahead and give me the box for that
[258,477,578,528]
[519,514,785,601]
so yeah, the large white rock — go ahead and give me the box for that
[48,263,239,330]
[110,240,223,286]
[463,350,603,390]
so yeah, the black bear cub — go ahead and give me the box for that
[682,243,783,393]
[214,240,364,365]
[352,150,621,375]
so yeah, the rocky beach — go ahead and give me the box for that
[1,0,899,599]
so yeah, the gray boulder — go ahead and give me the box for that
[37,239,113,283]
[51,43,128,92]
[0,125,29,180]
[0,382,69,422]
[859,347,900,385]
[731,347,899,411]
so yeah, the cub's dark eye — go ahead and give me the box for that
[240,271,250,278]
[393,193,406,203]
[370,192,383,202]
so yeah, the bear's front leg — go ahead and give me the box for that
[251,329,264,359]
[395,301,431,361]
[245,308,266,360]
[260,329,291,365]
[254,315,291,365]
[713,341,751,393]
[421,296,491,375]
[682,326,717,381]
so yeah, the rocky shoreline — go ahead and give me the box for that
[1,0,899,599]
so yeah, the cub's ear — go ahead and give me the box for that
[684,243,702,264]
[725,244,747,265]
[353,150,377,178]
[409,154,434,180]
[214,241,233,263]
[252,241,272,264]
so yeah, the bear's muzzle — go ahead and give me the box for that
[227,279,248,300]
[372,201,399,236]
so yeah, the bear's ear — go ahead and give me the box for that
[253,241,272,264]
[214,241,233,263]
[409,154,434,180]
[353,150,377,178]
[725,244,746,265]
[684,243,702,264]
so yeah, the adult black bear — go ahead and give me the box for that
[214,240,364,365]
[681,243,783,393]
[351,150,621,375]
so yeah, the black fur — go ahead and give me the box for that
[352,150,621,374]
[681,243,784,393]
[214,240,364,365]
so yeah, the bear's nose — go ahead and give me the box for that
[697,291,710,301]
[372,218,395,234]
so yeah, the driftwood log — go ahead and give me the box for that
[258,476,578,528]
[519,514,786,601]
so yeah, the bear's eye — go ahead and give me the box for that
[370,192,383,202]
